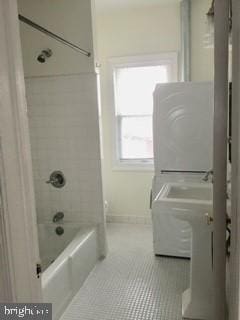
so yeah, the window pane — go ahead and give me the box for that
[120,116,153,160]
[115,65,168,116]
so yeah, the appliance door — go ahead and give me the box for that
[153,82,214,173]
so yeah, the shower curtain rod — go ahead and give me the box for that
[18,14,91,57]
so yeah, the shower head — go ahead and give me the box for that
[37,48,52,63]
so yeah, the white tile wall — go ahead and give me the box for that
[25,74,104,227]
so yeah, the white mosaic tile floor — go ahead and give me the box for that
[60,223,190,320]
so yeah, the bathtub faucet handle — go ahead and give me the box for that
[53,212,64,223]
[46,171,66,188]
[46,177,57,184]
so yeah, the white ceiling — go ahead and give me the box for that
[95,0,180,13]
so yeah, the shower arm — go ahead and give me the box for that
[18,14,91,57]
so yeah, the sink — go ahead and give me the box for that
[153,182,214,319]
[155,182,213,215]
[166,184,212,201]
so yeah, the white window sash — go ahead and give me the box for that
[110,53,178,170]
[116,115,153,162]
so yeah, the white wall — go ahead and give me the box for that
[18,0,106,255]
[26,74,103,224]
[18,0,95,76]
[191,0,214,81]
[96,0,214,223]
[96,3,181,223]
[18,0,214,226]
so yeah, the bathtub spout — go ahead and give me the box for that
[53,212,64,223]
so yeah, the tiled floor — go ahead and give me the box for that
[60,223,189,320]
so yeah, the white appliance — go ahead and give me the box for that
[155,182,214,319]
[151,82,214,258]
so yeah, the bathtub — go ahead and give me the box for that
[38,223,98,320]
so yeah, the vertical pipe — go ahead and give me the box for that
[230,1,240,319]
[180,0,191,82]
[213,0,229,319]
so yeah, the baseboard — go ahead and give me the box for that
[106,214,152,225]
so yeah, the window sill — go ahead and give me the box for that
[112,162,154,172]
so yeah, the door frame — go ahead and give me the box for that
[0,0,42,302]
[0,153,13,302]
[213,0,229,318]
[229,0,240,319]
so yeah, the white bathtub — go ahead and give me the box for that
[38,223,98,319]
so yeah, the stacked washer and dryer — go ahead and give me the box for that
[151,82,214,258]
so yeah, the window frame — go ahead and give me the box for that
[109,53,178,171]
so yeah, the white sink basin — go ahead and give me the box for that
[167,184,212,201]
[156,182,213,215]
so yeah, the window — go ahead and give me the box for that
[111,54,178,168]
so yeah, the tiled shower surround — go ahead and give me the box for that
[25,73,105,252]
